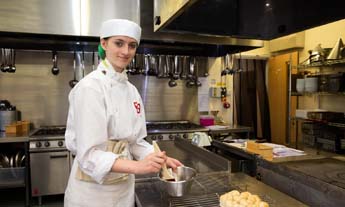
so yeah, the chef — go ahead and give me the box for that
[64,19,182,207]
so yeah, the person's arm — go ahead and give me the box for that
[111,151,167,174]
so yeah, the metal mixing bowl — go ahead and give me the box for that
[158,166,197,197]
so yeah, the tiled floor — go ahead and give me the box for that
[0,188,64,207]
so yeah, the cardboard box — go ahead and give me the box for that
[246,141,273,161]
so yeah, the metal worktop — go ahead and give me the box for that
[135,139,306,207]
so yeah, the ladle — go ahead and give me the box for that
[10,49,16,73]
[51,51,59,75]
[69,51,78,88]
[152,141,176,181]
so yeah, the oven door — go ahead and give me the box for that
[30,151,70,196]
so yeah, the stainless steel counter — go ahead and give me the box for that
[135,139,306,207]
[135,171,306,207]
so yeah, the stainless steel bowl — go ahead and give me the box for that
[159,166,196,197]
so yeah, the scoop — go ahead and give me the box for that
[152,141,176,181]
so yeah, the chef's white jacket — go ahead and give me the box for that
[64,58,153,207]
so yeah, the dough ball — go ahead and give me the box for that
[230,190,241,197]
[233,195,241,202]
[220,194,227,207]
[225,200,234,207]
[239,198,249,206]
[247,195,256,204]
[240,191,251,199]
[252,195,261,203]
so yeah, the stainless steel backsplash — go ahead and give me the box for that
[0,50,199,128]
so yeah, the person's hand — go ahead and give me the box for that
[135,152,167,174]
[166,157,183,170]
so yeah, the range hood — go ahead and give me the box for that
[154,0,345,40]
[0,0,263,56]
[140,0,263,56]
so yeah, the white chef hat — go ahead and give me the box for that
[100,19,141,44]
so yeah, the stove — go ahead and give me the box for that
[29,125,69,200]
[29,125,66,152]
[145,121,209,142]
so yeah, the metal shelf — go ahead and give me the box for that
[292,91,345,96]
[0,137,29,143]
[0,167,25,189]
[297,59,345,69]
[293,117,345,129]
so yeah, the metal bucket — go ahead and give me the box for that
[0,111,17,132]
[159,166,196,197]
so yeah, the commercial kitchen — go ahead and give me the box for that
[1,0,345,206]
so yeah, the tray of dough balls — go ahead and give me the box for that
[220,190,270,207]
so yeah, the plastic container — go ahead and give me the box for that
[199,115,214,127]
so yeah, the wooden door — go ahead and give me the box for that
[268,52,298,145]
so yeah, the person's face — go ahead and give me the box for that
[101,36,138,72]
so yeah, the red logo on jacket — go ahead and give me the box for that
[133,102,141,114]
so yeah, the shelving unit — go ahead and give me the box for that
[290,59,345,153]
[0,136,30,206]
[297,58,345,69]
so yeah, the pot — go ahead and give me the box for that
[0,111,17,132]
[159,166,196,197]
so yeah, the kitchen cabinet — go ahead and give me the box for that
[0,136,30,206]
[292,59,345,153]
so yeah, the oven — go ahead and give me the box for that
[29,126,69,205]
[145,120,209,143]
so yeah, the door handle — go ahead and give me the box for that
[50,154,68,159]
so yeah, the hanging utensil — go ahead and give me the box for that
[69,51,78,88]
[157,55,168,78]
[81,50,85,78]
[186,56,196,88]
[51,51,59,75]
[9,49,16,73]
[221,55,230,109]
[92,51,96,71]
[0,48,5,72]
[180,56,190,80]
[2,49,10,72]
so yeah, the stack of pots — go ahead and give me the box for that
[0,100,17,132]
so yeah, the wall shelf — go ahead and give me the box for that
[297,59,345,69]
[292,91,345,96]
[293,117,345,129]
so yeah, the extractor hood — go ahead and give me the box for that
[140,0,263,56]
[154,0,345,40]
[0,0,264,56]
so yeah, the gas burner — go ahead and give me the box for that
[146,122,206,131]
[145,121,209,142]
[30,126,66,137]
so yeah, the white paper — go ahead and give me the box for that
[198,77,210,112]
[198,94,209,112]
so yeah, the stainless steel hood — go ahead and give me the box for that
[0,0,263,56]
[140,0,263,56]
[154,0,345,40]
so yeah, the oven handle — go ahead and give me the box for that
[50,154,68,159]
